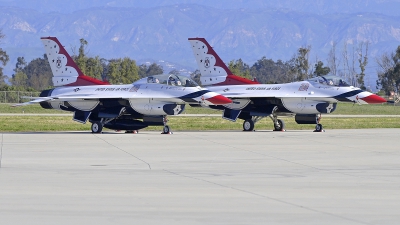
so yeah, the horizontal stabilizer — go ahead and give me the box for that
[12,97,53,107]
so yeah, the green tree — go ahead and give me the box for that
[250,57,293,84]
[313,61,330,77]
[11,56,28,88]
[357,42,368,90]
[14,56,27,73]
[75,38,88,73]
[85,56,103,80]
[146,63,163,76]
[228,59,252,79]
[106,58,139,84]
[376,45,400,95]
[0,30,10,85]
[290,46,311,81]
[23,54,52,90]
[138,63,163,78]
[11,71,28,88]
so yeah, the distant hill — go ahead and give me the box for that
[1,3,400,89]
[2,0,400,15]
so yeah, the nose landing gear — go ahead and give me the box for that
[313,114,324,132]
[161,115,173,134]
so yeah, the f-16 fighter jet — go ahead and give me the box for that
[188,37,386,132]
[15,37,232,134]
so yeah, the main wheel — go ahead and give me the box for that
[243,119,254,131]
[91,121,103,133]
[125,130,138,134]
[162,125,171,134]
[273,119,285,131]
[314,124,323,132]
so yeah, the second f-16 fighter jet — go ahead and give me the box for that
[188,37,386,132]
[15,37,232,134]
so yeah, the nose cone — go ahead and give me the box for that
[360,94,386,104]
[205,94,232,105]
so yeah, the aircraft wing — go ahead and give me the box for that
[12,94,123,107]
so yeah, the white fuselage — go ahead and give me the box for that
[207,80,373,114]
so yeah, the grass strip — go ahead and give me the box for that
[1,116,399,132]
[1,102,400,115]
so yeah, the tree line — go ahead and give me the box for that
[192,42,376,91]
[223,43,372,89]
[1,30,399,95]
[0,35,164,91]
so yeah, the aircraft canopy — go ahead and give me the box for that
[308,75,351,87]
[146,74,199,87]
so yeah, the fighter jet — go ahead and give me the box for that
[14,37,232,134]
[188,37,386,132]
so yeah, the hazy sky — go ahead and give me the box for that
[1,0,400,15]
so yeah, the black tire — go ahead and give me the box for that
[91,121,103,133]
[314,124,323,132]
[162,125,171,134]
[274,119,285,131]
[243,119,254,131]
[125,130,138,134]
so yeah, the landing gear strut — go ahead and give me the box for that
[273,118,285,131]
[314,114,324,132]
[161,115,172,134]
[270,106,285,131]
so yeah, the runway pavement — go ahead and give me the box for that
[0,129,399,225]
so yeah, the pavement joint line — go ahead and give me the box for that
[163,168,372,225]
[92,133,152,170]
[182,132,397,184]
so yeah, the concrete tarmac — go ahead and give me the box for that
[0,129,399,225]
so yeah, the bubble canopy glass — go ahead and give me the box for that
[308,75,351,87]
[145,74,199,87]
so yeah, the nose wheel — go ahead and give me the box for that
[314,124,323,132]
[273,119,285,131]
[313,114,324,132]
[161,116,173,134]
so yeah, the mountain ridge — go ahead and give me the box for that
[1,4,400,88]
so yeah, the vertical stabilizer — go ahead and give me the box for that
[188,37,259,86]
[41,37,109,86]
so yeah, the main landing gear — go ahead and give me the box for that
[91,116,173,134]
[242,115,286,132]
[161,115,172,134]
[125,130,138,134]
[91,118,114,133]
[243,119,255,131]
[91,121,103,133]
